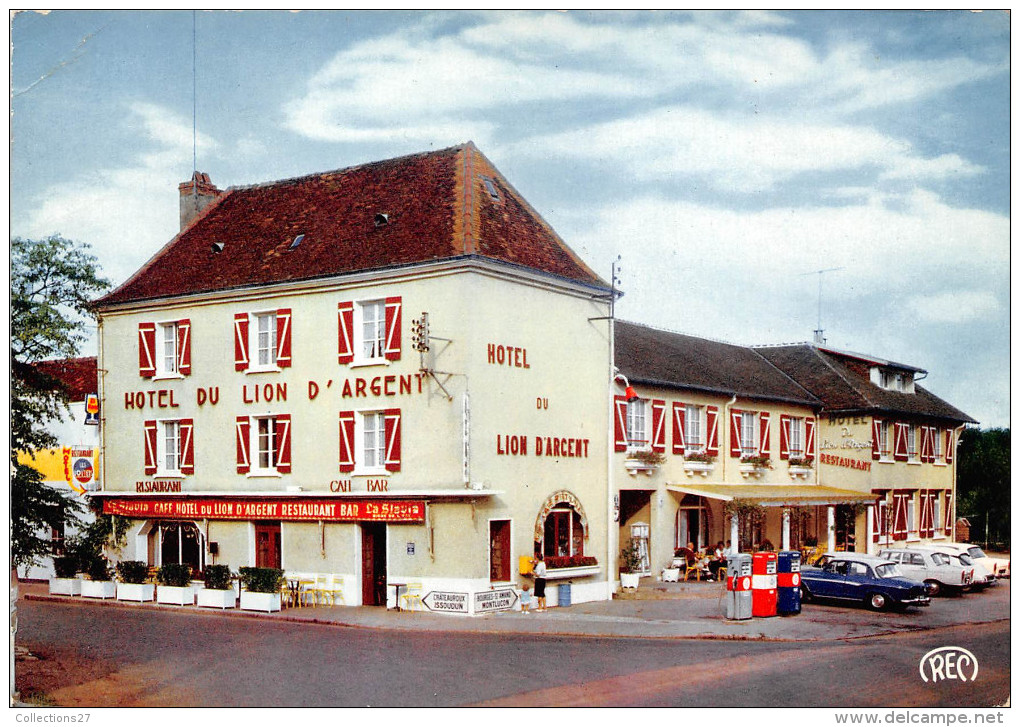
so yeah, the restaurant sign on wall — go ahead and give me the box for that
[102,497,426,522]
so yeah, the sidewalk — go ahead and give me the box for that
[18,577,1010,642]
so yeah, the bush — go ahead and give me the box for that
[53,556,79,579]
[116,560,149,584]
[157,563,192,587]
[86,558,113,581]
[238,566,284,594]
[203,565,234,590]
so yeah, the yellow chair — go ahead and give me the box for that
[717,565,728,582]
[684,563,702,582]
[399,583,423,611]
[279,581,293,609]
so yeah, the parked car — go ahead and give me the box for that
[937,543,1010,579]
[947,552,995,589]
[800,553,931,611]
[877,548,973,596]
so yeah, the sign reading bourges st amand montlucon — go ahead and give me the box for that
[103,498,425,523]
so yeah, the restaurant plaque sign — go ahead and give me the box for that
[102,497,425,523]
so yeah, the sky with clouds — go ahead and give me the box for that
[10,10,1010,427]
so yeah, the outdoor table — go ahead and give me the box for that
[390,582,407,611]
[288,579,313,607]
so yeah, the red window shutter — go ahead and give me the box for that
[275,415,292,473]
[705,406,719,456]
[892,491,908,539]
[234,314,250,371]
[945,430,954,464]
[672,402,686,455]
[176,319,192,375]
[651,399,666,453]
[235,416,251,474]
[337,301,354,364]
[778,415,790,460]
[872,418,882,460]
[759,412,771,458]
[918,491,931,537]
[805,417,816,459]
[944,491,954,534]
[143,420,158,475]
[872,497,886,543]
[138,323,157,378]
[613,396,628,452]
[384,408,402,472]
[923,426,934,463]
[338,411,356,472]
[729,409,742,457]
[180,419,195,475]
[276,309,292,368]
[893,422,908,462]
[384,297,402,361]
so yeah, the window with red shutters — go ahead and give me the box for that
[337,409,402,473]
[945,429,955,464]
[918,490,932,538]
[892,491,909,540]
[337,297,403,365]
[893,422,909,462]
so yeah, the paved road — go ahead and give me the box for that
[14,598,1010,708]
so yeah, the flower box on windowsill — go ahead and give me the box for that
[739,463,766,478]
[624,459,658,476]
[788,465,812,480]
[545,565,600,580]
[683,461,714,477]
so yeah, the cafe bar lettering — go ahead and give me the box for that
[88,144,974,615]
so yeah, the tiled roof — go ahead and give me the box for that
[31,357,97,402]
[97,143,606,306]
[754,344,976,424]
[614,321,819,406]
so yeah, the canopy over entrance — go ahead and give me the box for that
[665,483,875,507]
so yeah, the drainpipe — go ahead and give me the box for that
[721,395,737,482]
[951,424,965,540]
[97,317,106,493]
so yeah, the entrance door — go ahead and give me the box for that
[361,523,387,606]
[254,522,281,569]
[489,520,511,582]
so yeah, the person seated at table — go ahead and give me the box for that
[708,541,726,580]
[674,543,698,569]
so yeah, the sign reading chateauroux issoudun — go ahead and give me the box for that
[102,498,425,522]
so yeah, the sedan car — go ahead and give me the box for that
[800,553,931,611]
[877,548,973,596]
[937,543,1010,579]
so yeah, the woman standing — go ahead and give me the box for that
[533,554,547,611]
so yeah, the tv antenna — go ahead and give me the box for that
[800,267,843,344]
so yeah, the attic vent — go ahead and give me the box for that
[289,234,305,250]
[482,177,500,200]
[211,242,225,253]
[374,213,390,227]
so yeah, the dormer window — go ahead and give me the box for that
[876,368,914,393]
[482,177,500,201]
[374,213,390,227]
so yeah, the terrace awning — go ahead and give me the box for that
[665,483,875,507]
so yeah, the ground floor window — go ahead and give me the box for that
[148,521,204,574]
[675,495,710,550]
[544,507,584,557]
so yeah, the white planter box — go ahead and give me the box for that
[49,577,81,596]
[661,568,681,582]
[620,572,640,589]
[197,588,236,610]
[156,585,195,606]
[739,464,766,479]
[117,582,156,602]
[545,565,600,580]
[624,458,658,476]
[240,591,281,613]
[683,461,714,477]
[81,580,117,599]
[788,466,812,480]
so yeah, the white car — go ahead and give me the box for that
[937,543,1010,579]
[908,546,994,589]
[877,548,974,597]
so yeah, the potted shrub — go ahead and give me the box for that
[156,563,195,606]
[49,555,81,596]
[197,565,237,609]
[81,558,116,599]
[238,566,284,612]
[116,560,155,602]
[619,543,643,589]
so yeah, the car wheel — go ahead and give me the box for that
[800,585,812,602]
[924,579,941,597]
[867,592,888,611]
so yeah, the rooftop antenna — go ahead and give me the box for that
[800,267,843,345]
[192,10,197,177]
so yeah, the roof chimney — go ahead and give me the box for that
[179,171,222,230]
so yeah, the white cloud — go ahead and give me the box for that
[17,102,218,287]
[905,291,999,324]
[514,107,982,192]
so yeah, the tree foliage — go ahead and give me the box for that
[10,235,109,567]
[956,427,1010,547]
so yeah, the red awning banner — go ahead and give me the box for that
[102,497,425,523]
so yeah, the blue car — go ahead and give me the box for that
[800,553,932,611]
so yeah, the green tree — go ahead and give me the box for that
[956,427,1010,548]
[11,235,109,568]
